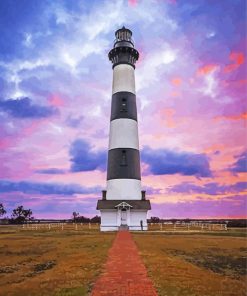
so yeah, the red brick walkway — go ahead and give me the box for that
[91,231,158,296]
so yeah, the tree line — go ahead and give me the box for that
[0,203,100,224]
[0,203,33,224]
[72,212,100,223]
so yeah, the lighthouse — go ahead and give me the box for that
[97,27,151,231]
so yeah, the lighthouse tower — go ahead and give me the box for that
[97,27,151,231]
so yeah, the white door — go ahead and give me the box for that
[121,209,127,225]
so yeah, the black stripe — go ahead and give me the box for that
[110,92,137,121]
[107,148,141,180]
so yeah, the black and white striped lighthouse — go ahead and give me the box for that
[97,27,151,231]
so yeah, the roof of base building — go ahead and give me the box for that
[97,199,151,210]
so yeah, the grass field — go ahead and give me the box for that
[134,230,247,296]
[0,225,114,296]
[1,225,246,296]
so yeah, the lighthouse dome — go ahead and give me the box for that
[114,26,134,48]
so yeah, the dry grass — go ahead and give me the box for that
[1,225,246,296]
[0,225,115,296]
[133,231,247,296]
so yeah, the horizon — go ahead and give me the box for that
[0,0,246,219]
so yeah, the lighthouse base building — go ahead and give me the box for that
[97,27,151,231]
[97,196,151,231]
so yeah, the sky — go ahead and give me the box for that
[0,0,246,219]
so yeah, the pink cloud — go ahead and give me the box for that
[171,77,182,86]
[128,0,138,7]
[49,94,65,107]
[224,52,245,73]
[197,64,218,75]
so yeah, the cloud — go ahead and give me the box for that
[136,44,177,92]
[199,66,219,98]
[19,76,51,97]
[141,146,211,177]
[128,0,138,7]
[224,52,245,73]
[0,180,100,195]
[35,168,66,174]
[143,186,162,195]
[168,182,247,195]
[214,112,247,122]
[65,115,84,128]
[151,195,246,219]
[0,97,58,118]
[197,64,218,75]
[69,139,107,172]
[230,151,247,173]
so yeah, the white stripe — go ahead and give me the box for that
[106,179,142,200]
[109,119,139,150]
[112,64,135,94]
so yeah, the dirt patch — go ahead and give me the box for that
[170,249,247,278]
[0,265,18,273]
[33,260,56,273]
[25,260,56,278]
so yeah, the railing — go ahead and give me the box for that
[147,222,228,231]
[114,37,134,47]
[18,222,228,232]
[21,222,100,231]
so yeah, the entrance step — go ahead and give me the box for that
[119,225,129,231]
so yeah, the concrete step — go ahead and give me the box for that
[119,225,129,231]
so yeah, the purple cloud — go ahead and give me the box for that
[141,146,211,177]
[65,115,84,128]
[168,181,247,195]
[69,139,107,172]
[144,186,162,195]
[35,168,66,175]
[151,195,247,219]
[19,76,51,97]
[0,180,101,195]
[230,151,247,173]
[0,97,58,118]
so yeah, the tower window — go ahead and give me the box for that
[120,98,127,112]
[120,150,127,166]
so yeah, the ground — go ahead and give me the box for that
[0,225,246,296]
[0,224,114,296]
[133,229,247,296]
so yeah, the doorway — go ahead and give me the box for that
[121,208,127,225]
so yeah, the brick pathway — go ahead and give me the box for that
[91,231,158,296]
